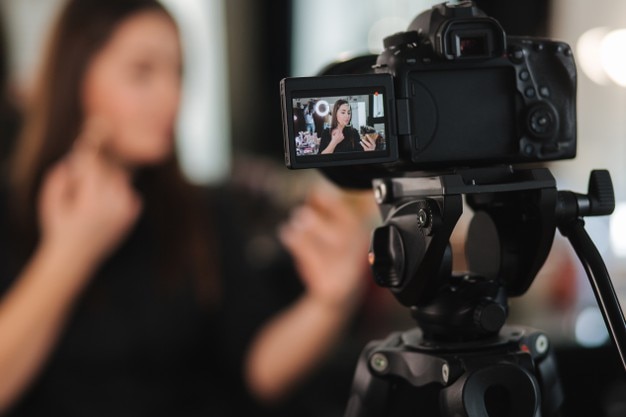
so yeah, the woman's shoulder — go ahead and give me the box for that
[319,128,331,146]
[346,126,360,136]
[204,181,289,235]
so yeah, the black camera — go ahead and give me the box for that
[280,1,576,177]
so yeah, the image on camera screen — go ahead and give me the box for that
[292,93,387,156]
[281,73,397,168]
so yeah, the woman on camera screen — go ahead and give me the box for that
[320,99,376,154]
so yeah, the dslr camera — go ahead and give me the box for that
[280,1,576,180]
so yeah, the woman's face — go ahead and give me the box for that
[82,10,182,167]
[336,103,351,127]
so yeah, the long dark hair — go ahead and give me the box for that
[330,99,355,148]
[0,4,20,173]
[330,99,351,130]
[9,0,219,305]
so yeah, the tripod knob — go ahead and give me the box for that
[474,301,507,333]
[370,224,405,287]
[588,170,614,216]
[556,169,615,222]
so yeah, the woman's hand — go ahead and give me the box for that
[360,134,377,151]
[321,128,346,154]
[330,128,345,147]
[38,126,142,273]
[279,186,375,310]
[246,185,378,402]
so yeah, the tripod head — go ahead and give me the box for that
[368,166,623,347]
[370,166,558,340]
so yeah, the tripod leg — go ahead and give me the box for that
[537,351,563,417]
[344,341,391,417]
[559,219,626,373]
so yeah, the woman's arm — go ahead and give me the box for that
[245,186,376,403]
[320,141,338,154]
[0,145,141,413]
[0,241,94,412]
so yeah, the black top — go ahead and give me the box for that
[319,126,361,154]
[0,185,304,417]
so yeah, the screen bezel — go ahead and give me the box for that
[281,74,397,169]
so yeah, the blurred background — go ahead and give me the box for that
[0,0,624,415]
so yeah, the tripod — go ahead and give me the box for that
[344,166,626,417]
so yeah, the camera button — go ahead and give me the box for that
[527,104,557,139]
[523,144,535,156]
[525,88,536,98]
[508,46,524,63]
[556,45,572,56]
[540,86,550,97]
[534,43,545,52]
[519,70,530,81]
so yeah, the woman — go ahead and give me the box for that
[0,1,371,415]
[319,99,362,154]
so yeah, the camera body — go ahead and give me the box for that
[280,1,576,175]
